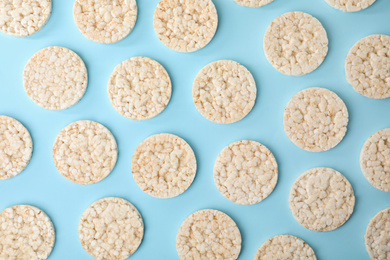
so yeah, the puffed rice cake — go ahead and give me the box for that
[345,34,390,99]
[176,209,241,260]
[233,0,274,7]
[23,46,88,110]
[53,120,118,185]
[153,0,218,53]
[325,0,376,12]
[360,129,390,192]
[0,0,51,37]
[0,116,33,180]
[254,235,316,260]
[214,140,278,205]
[0,205,55,259]
[79,197,144,260]
[193,60,257,124]
[264,11,328,76]
[132,133,197,198]
[365,207,390,260]
[284,87,349,152]
[108,57,172,120]
[73,0,138,44]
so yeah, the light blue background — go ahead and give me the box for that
[0,0,389,259]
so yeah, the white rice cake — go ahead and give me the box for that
[325,0,376,12]
[289,167,355,232]
[284,87,348,152]
[0,205,55,259]
[365,207,390,259]
[233,0,274,7]
[153,0,218,53]
[73,0,137,44]
[264,12,328,76]
[360,129,390,192]
[214,140,278,205]
[108,57,172,120]
[53,120,118,185]
[345,34,390,99]
[132,133,197,198]
[23,46,88,110]
[0,116,32,180]
[176,209,241,260]
[193,60,257,124]
[254,235,316,260]
[0,0,51,37]
[79,197,144,260]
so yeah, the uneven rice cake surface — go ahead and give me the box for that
[23,46,88,110]
[264,11,328,76]
[345,34,390,99]
[284,87,348,152]
[365,207,390,260]
[79,197,144,260]
[325,0,376,12]
[53,120,117,185]
[108,57,172,120]
[233,0,274,7]
[289,167,355,232]
[360,128,390,192]
[193,60,256,124]
[132,133,197,198]
[214,140,278,205]
[0,116,32,180]
[254,235,316,260]
[176,209,241,260]
[73,0,137,44]
[0,0,51,37]
[0,205,55,259]
[153,0,218,53]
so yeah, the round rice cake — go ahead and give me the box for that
[264,11,328,76]
[289,167,355,232]
[79,197,144,260]
[0,205,55,259]
[0,0,51,37]
[214,140,278,205]
[365,207,390,260]
[360,129,390,192]
[345,34,390,99]
[0,116,33,180]
[53,120,118,185]
[108,57,172,120]
[132,133,197,198]
[153,0,218,53]
[73,0,137,44]
[254,235,316,260]
[193,60,257,124]
[325,0,376,12]
[176,209,241,260]
[233,0,274,7]
[23,46,88,110]
[284,87,349,152]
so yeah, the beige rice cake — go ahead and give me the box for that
[23,46,88,110]
[176,209,241,260]
[214,140,278,205]
[132,133,197,198]
[264,12,328,76]
[73,0,137,44]
[284,87,348,152]
[0,205,55,259]
[79,197,144,260]
[325,0,376,12]
[0,116,33,180]
[153,0,218,53]
[233,0,274,7]
[193,60,257,124]
[0,0,51,37]
[108,57,172,120]
[289,167,355,232]
[254,235,316,260]
[345,34,390,99]
[365,207,390,260]
[360,129,390,192]
[53,120,117,185]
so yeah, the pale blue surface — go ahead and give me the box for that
[0,0,390,259]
